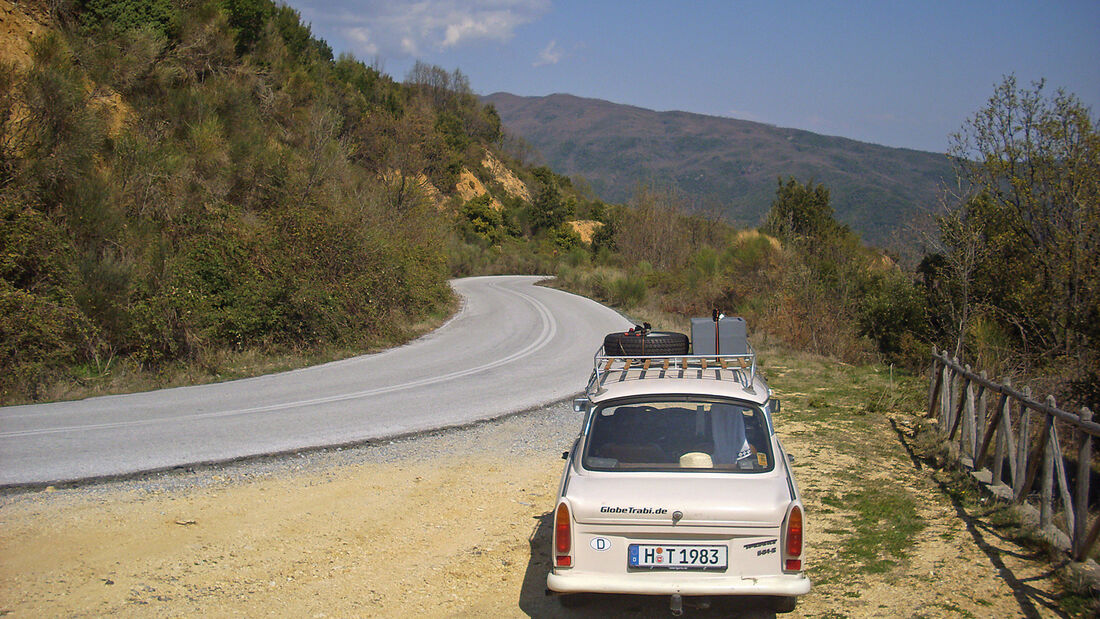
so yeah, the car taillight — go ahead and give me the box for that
[554,502,572,567]
[784,505,803,571]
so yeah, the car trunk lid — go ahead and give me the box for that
[567,472,790,527]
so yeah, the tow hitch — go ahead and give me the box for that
[670,595,713,616]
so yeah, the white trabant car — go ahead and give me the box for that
[547,331,809,616]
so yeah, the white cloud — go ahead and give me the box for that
[533,39,561,66]
[295,0,549,59]
[344,27,379,56]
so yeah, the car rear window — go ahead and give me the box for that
[582,399,773,472]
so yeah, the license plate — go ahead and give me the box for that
[628,544,728,570]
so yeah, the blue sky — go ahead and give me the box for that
[286,0,1100,153]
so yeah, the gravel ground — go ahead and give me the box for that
[0,396,1080,617]
[2,400,580,501]
[1,401,587,617]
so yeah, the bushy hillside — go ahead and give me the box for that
[553,181,926,370]
[4,3,1092,413]
[0,0,503,401]
[484,92,953,249]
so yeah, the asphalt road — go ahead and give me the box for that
[0,276,631,486]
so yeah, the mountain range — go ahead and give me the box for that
[484,92,954,248]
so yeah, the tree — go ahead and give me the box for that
[528,168,572,233]
[220,0,270,53]
[762,177,840,243]
[946,75,1099,403]
[613,186,690,269]
[405,61,470,109]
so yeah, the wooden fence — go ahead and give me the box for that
[927,346,1099,562]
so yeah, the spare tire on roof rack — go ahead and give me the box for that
[603,331,689,356]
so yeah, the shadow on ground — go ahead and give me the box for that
[517,511,785,618]
[890,418,1076,619]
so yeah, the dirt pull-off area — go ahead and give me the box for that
[0,409,572,618]
[0,374,1085,617]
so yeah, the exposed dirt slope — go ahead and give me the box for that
[482,151,531,202]
[456,168,503,209]
[567,219,603,244]
[0,0,48,69]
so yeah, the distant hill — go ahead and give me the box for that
[484,92,953,248]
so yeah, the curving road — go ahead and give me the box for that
[0,276,631,486]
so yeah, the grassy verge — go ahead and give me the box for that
[761,346,930,582]
[820,480,925,575]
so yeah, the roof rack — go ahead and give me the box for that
[585,346,758,397]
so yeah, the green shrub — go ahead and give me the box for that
[691,246,720,278]
[460,194,503,242]
[553,224,583,251]
[19,33,109,218]
[964,312,1016,376]
[564,246,589,268]
[127,286,191,366]
[74,248,133,354]
[856,271,928,367]
[609,273,647,308]
[723,233,777,269]
[82,0,180,37]
[0,282,92,399]
[0,200,97,398]
[272,4,331,62]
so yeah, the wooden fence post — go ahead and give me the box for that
[940,364,951,427]
[927,349,941,418]
[976,390,1009,472]
[1051,420,1074,537]
[1040,399,1056,529]
[963,378,983,460]
[1020,398,1053,505]
[949,366,972,441]
[947,358,962,435]
[1082,517,1100,566]
[976,372,989,458]
[1074,407,1094,561]
[990,378,1013,487]
[1003,387,1018,488]
[1013,387,1033,502]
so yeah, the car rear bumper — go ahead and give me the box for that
[547,569,811,596]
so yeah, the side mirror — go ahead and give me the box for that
[771,399,781,413]
[573,397,589,413]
